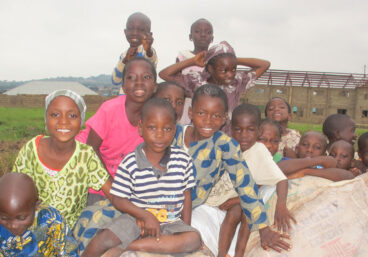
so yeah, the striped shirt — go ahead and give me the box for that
[111,145,195,223]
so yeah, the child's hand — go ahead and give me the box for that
[193,51,206,67]
[283,147,297,158]
[219,197,240,211]
[320,156,337,168]
[274,202,296,234]
[141,211,161,239]
[259,226,291,252]
[142,32,154,52]
[123,47,138,64]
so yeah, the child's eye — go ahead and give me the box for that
[164,127,172,132]
[144,74,152,80]
[176,100,184,106]
[271,139,280,144]
[126,74,136,81]
[213,114,222,119]
[0,216,8,221]
[197,111,204,116]
[17,216,27,221]
[69,113,78,119]
[50,112,59,118]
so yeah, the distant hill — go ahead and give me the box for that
[0,74,115,93]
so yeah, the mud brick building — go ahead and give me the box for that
[242,69,368,126]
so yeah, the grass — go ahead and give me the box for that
[0,107,367,176]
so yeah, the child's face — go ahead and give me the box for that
[330,144,353,170]
[208,56,237,86]
[266,98,291,123]
[190,20,213,50]
[296,132,326,158]
[231,113,258,152]
[0,197,37,236]
[337,118,357,145]
[138,107,176,155]
[125,15,150,47]
[189,95,226,140]
[258,124,281,156]
[359,139,368,167]
[123,60,157,104]
[155,86,185,121]
[46,96,81,143]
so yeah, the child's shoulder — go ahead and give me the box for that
[99,95,126,110]
[170,146,192,160]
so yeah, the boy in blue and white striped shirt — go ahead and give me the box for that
[82,98,201,257]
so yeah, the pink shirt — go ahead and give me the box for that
[76,95,143,195]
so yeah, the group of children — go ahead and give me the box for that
[1,11,368,257]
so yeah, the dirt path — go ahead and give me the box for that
[0,140,25,177]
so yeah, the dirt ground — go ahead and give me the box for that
[0,140,25,177]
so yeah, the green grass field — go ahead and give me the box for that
[0,106,367,176]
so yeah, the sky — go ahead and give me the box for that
[0,0,367,81]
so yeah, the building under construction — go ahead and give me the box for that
[242,69,368,126]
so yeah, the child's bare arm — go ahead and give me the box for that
[289,168,355,181]
[86,128,109,171]
[274,179,296,234]
[236,58,270,79]
[181,189,192,225]
[159,51,206,81]
[112,196,161,238]
[100,177,113,202]
[278,156,336,175]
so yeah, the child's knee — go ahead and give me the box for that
[181,231,202,252]
[94,229,122,250]
[226,204,242,224]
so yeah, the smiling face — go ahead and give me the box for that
[139,106,176,156]
[190,19,213,50]
[123,60,157,104]
[208,55,237,86]
[296,131,327,158]
[231,113,258,152]
[329,140,354,170]
[189,95,226,141]
[265,98,291,124]
[258,123,281,156]
[155,85,185,121]
[46,96,81,143]
[124,14,150,48]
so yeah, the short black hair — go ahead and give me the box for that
[232,103,261,127]
[265,97,291,117]
[358,132,368,153]
[192,84,228,113]
[154,81,185,98]
[141,98,176,121]
[205,53,236,72]
[190,18,213,33]
[122,57,157,83]
[322,114,352,141]
[126,12,151,31]
[330,139,354,157]
[259,118,282,139]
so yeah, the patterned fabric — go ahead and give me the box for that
[173,125,268,231]
[76,95,144,196]
[204,41,235,65]
[173,69,256,135]
[278,128,301,154]
[13,136,110,229]
[111,145,195,223]
[72,200,117,254]
[0,204,78,257]
[112,45,158,86]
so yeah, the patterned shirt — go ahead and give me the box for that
[13,136,110,229]
[111,144,195,223]
[173,126,268,231]
[0,204,78,257]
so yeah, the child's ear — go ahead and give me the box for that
[189,33,193,41]
[35,199,41,209]
[152,82,158,94]
[188,106,193,120]
[138,120,143,137]
[207,64,215,74]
